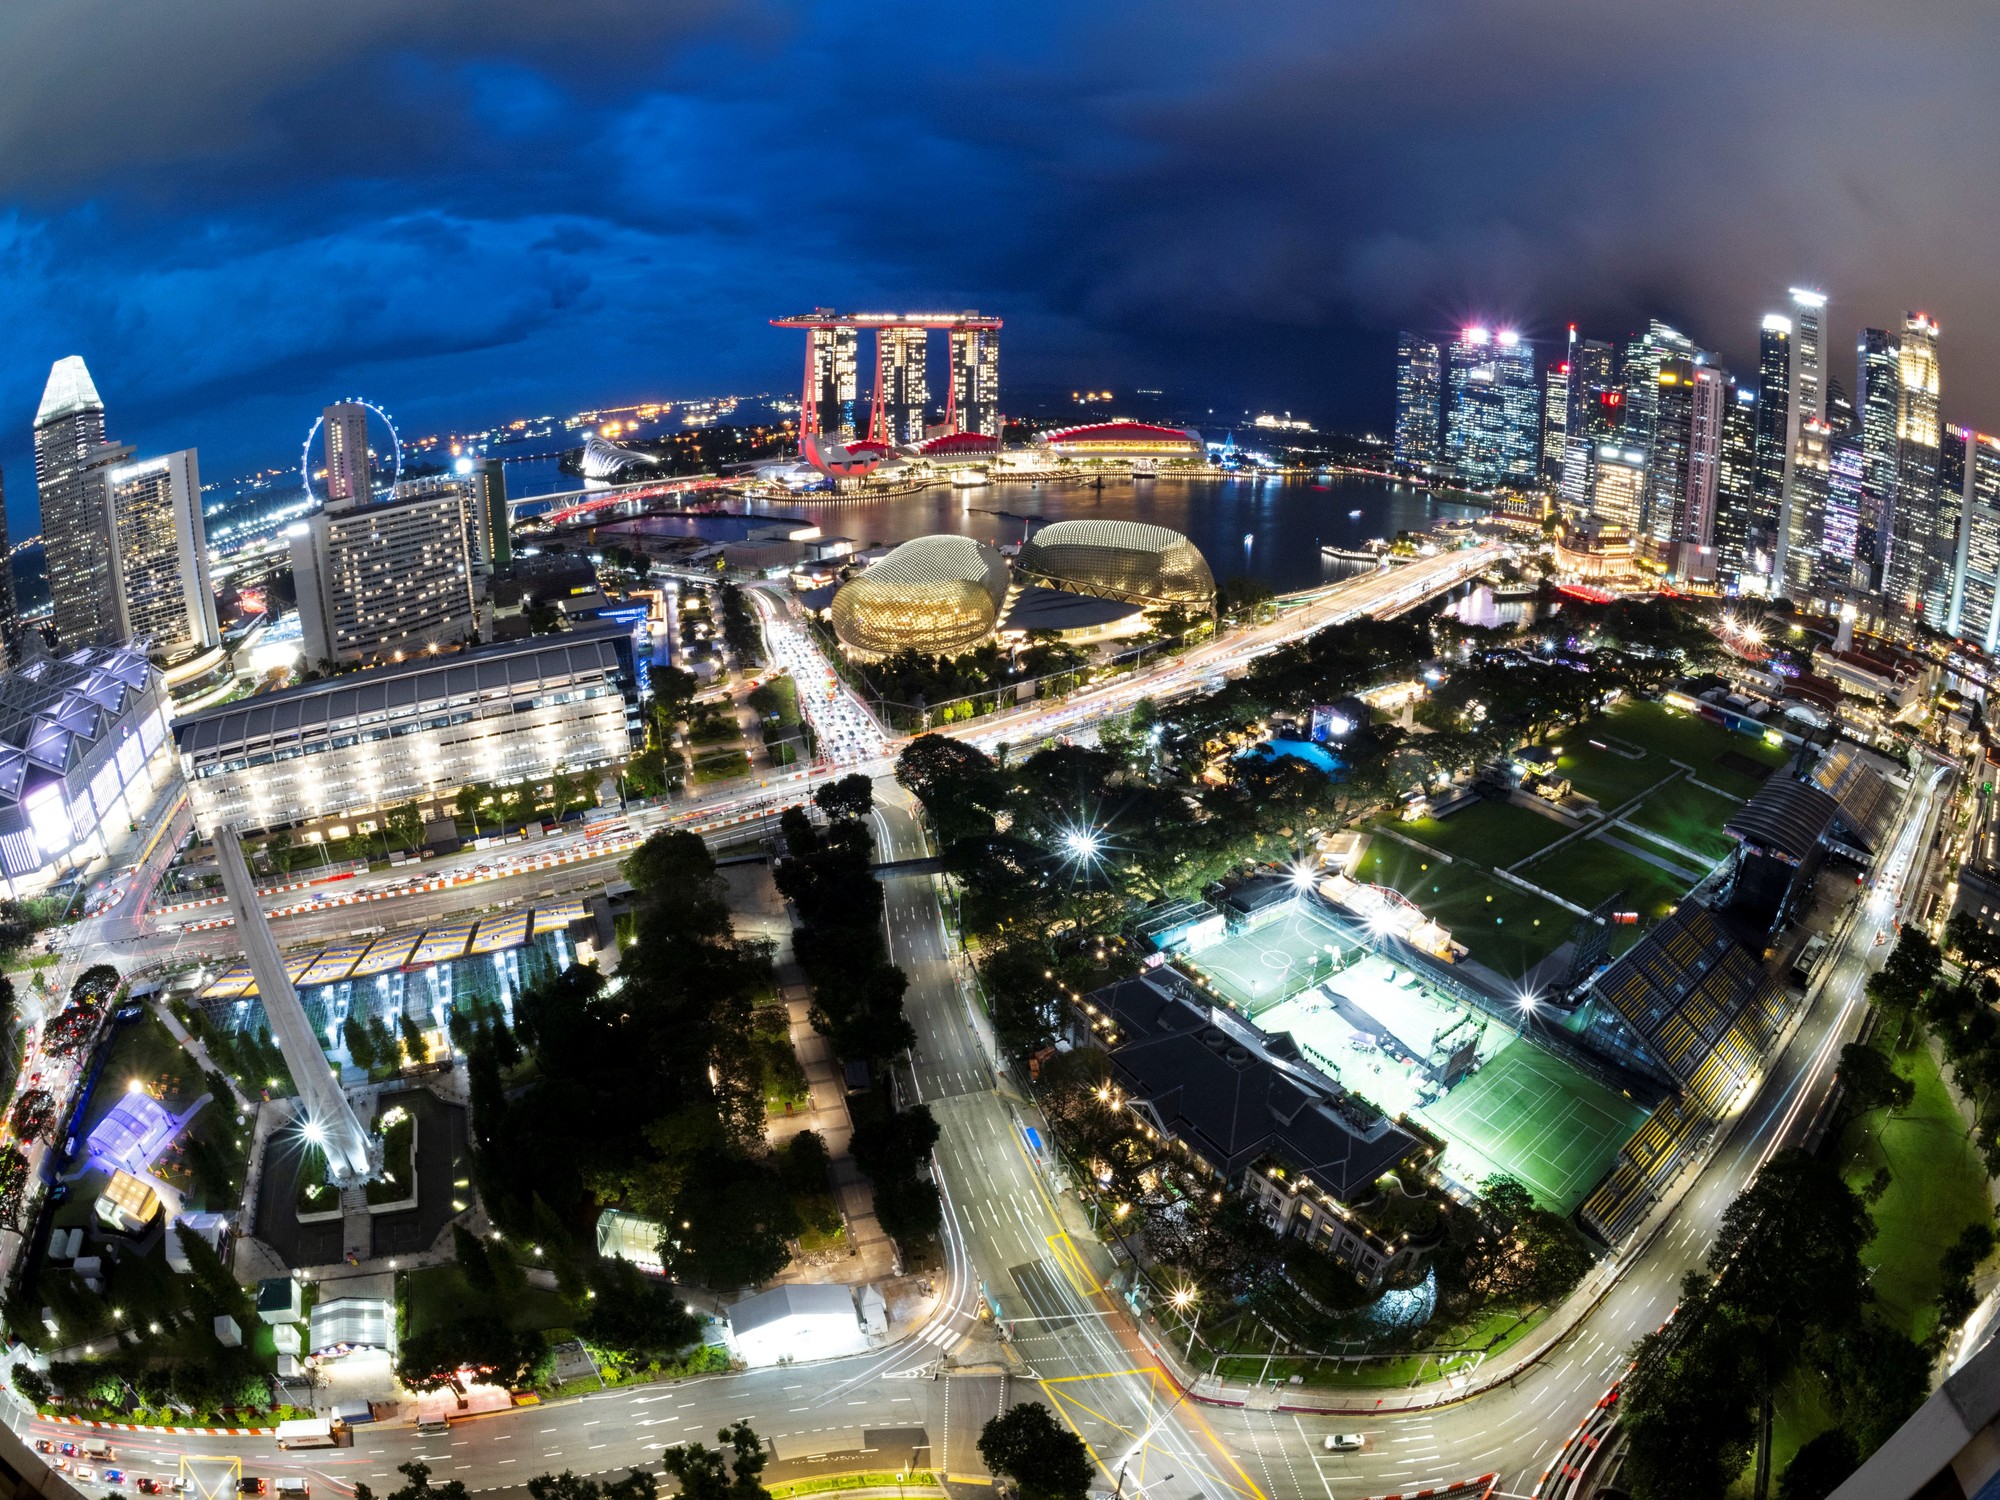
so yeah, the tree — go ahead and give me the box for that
[895,735,1006,844]
[977,1402,1093,1500]
[356,1463,470,1500]
[455,783,494,837]
[1867,929,1941,1021]
[386,802,425,853]
[400,1013,429,1065]
[343,1016,377,1072]
[1836,1043,1912,1118]
[660,1422,771,1500]
[10,1361,50,1407]
[395,1319,544,1392]
[528,1474,657,1500]
[814,774,874,824]
[581,1257,700,1360]
[1778,1430,1859,1500]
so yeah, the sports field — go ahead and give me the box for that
[1557,699,1788,810]
[1194,903,1346,1013]
[1516,836,1695,926]
[1349,836,1573,977]
[1393,800,1572,865]
[1419,1037,1647,1212]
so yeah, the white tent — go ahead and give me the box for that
[725,1285,863,1367]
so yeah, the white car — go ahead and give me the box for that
[1323,1434,1365,1453]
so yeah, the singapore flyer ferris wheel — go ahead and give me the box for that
[299,399,404,503]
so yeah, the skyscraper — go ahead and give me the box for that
[34,357,122,650]
[1567,338,1617,442]
[948,326,1000,437]
[0,467,18,666]
[290,487,480,667]
[1714,381,1759,587]
[106,450,219,664]
[1541,360,1570,484]
[1750,316,1792,584]
[1444,328,1538,488]
[1886,313,1944,625]
[1584,443,1649,534]
[1824,375,1854,436]
[1949,430,2000,654]
[1773,289,1827,594]
[322,402,374,508]
[1393,333,1443,468]
[811,326,859,440]
[1820,432,1865,600]
[1778,418,1831,601]
[1648,358,1698,550]
[874,326,929,444]
[1857,327,1901,585]
[1618,320,1696,459]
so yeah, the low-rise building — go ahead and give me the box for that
[173,623,640,835]
[0,643,177,897]
[1810,642,1937,711]
[1068,972,1429,1288]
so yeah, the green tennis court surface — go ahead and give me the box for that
[1418,1037,1646,1213]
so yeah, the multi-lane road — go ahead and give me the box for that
[4,543,1951,1500]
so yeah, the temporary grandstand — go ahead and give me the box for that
[1577,904,1796,1242]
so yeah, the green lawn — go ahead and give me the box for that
[1350,837,1573,978]
[1554,741,1665,809]
[1554,700,1789,809]
[1746,1037,1994,1496]
[1838,1039,1993,1343]
[1516,836,1691,923]
[1391,800,1573,868]
[1621,779,1744,865]
[405,1262,575,1338]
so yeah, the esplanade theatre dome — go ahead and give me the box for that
[831,535,1010,657]
[1013,520,1216,610]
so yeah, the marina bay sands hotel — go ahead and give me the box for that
[772,310,1001,447]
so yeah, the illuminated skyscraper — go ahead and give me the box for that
[874,326,929,444]
[1567,338,1617,440]
[1444,328,1538,488]
[34,356,120,649]
[1541,359,1570,484]
[0,467,18,665]
[1777,418,1831,600]
[1619,321,1696,458]
[1585,444,1649,534]
[1714,381,1759,587]
[107,449,219,662]
[1857,327,1901,584]
[1393,333,1443,468]
[1819,432,1865,600]
[1773,289,1827,594]
[1660,362,1726,579]
[1886,313,1944,625]
[1749,316,1792,582]
[1949,430,2000,653]
[322,402,373,509]
[948,326,1000,437]
[1825,375,1854,436]
[811,326,859,440]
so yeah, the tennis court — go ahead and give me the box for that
[1191,902,1348,1015]
[1418,1037,1646,1212]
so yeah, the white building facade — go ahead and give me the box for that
[108,449,221,663]
[0,645,177,895]
[173,624,640,834]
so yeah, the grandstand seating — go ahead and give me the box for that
[1577,905,1796,1242]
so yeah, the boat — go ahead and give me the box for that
[949,469,989,489]
[1348,509,1363,518]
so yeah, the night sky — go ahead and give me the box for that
[3,0,1999,532]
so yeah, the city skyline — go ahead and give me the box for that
[4,1,2000,529]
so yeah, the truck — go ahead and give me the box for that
[82,1440,113,1461]
[274,1418,337,1451]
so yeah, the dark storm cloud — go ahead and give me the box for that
[3,0,2000,507]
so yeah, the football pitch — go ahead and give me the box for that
[1420,1037,1646,1212]
[1193,904,1346,1014]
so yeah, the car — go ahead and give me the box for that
[34,1440,53,1454]
[138,1480,165,1494]
[1323,1433,1366,1452]
[104,1470,126,1485]
[240,1480,267,1496]
[59,1443,79,1457]
[76,1467,96,1482]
